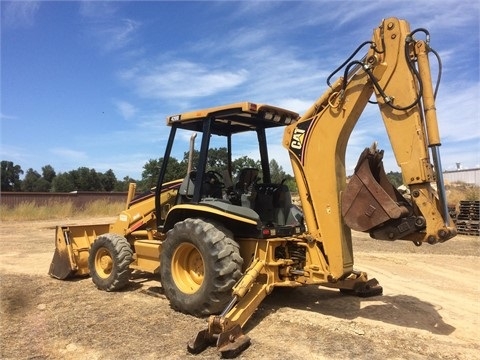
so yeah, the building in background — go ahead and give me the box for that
[443,164,480,186]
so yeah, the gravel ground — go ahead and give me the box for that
[1,218,479,360]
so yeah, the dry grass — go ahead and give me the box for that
[446,182,480,209]
[0,199,125,221]
[1,182,477,222]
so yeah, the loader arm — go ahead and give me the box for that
[49,180,182,279]
[283,17,456,279]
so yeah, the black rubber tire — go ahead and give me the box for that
[160,218,243,317]
[88,233,133,291]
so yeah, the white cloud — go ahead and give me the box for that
[0,113,18,121]
[88,153,153,180]
[0,144,29,164]
[50,148,87,161]
[441,140,480,171]
[436,83,480,142]
[114,100,137,120]
[116,2,478,180]
[79,2,140,53]
[275,98,315,115]
[79,1,118,19]
[121,60,248,101]
[100,18,140,52]
[2,1,40,29]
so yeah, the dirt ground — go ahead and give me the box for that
[0,217,479,360]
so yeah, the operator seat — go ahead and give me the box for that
[254,182,293,226]
[177,170,224,204]
[234,168,259,194]
[231,168,259,207]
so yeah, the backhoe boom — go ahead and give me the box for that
[284,17,455,275]
[190,17,456,357]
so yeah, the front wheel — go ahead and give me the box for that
[88,233,133,291]
[160,218,243,317]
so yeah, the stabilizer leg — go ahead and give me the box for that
[187,259,268,358]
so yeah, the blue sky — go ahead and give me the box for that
[1,1,479,181]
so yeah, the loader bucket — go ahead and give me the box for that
[49,224,110,279]
[342,145,411,232]
[48,227,78,279]
[49,247,76,279]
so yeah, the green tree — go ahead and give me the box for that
[232,156,260,178]
[206,147,228,171]
[181,147,233,174]
[141,157,187,191]
[101,169,117,192]
[166,158,188,181]
[72,167,103,191]
[269,159,297,192]
[142,158,161,189]
[269,159,287,183]
[51,167,104,191]
[386,171,403,188]
[51,172,75,192]
[283,176,298,193]
[41,165,56,183]
[115,176,137,192]
[1,160,23,191]
[181,149,199,171]
[34,178,51,192]
[22,168,40,191]
[20,165,56,192]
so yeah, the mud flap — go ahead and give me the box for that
[342,144,412,233]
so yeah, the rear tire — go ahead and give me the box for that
[88,233,133,291]
[160,218,243,317]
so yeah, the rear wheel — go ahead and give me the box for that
[88,233,133,291]
[160,218,243,316]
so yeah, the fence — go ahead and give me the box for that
[0,191,129,208]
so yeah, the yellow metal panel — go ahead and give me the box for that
[131,240,162,273]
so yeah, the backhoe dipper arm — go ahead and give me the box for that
[283,17,456,279]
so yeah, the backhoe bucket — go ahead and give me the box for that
[342,145,411,233]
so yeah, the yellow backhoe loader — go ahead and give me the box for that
[49,17,456,358]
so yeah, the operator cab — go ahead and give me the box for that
[155,102,305,238]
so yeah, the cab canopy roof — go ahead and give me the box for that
[166,102,299,136]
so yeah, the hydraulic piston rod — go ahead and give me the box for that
[416,40,449,226]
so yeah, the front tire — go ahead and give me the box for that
[88,233,133,291]
[160,218,243,317]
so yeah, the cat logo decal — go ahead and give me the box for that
[291,128,305,150]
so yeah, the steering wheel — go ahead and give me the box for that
[205,170,225,188]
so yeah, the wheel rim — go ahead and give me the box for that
[171,243,204,294]
[94,247,113,279]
